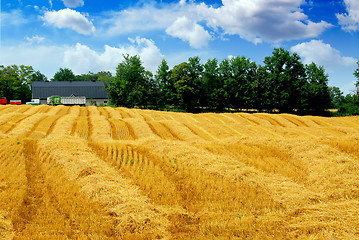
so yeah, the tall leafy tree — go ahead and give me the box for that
[15,65,36,84]
[203,58,225,111]
[354,61,359,96]
[31,70,48,82]
[0,65,33,102]
[264,48,308,113]
[224,56,253,110]
[305,62,331,113]
[329,86,344,109]
[171,62,197,112]
[188,56,204,81]
[52,68,76,81]
[107,55,150,108]
[156,59,170,90]
[219,59,232,108]
[96,71,113,85]
[252,65,273,111]
[0,65,16,100]
[188,57,204,110]
[338,94,359,115]
[155,59,176,108]
[355,61,359,80]
[244,61,258,109]
[345,61,359,113]
[144,70,159,108]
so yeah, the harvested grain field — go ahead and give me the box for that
[0,105,359,239]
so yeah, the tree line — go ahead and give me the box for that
[1,48,358,116]
[106,48,349,115]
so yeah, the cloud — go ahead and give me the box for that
[42,9,95,35]
[195,0,332,43]
[166,16,211,48]
[25,35,45,44]
[62,0,84,8]
[290,40,357,68]
[63,37,164,74]
[1,9,27,26]
[0,45,65,78]
[100,0,332,46]
[336,0,359,32]
[101,4,180,36]
[179,0,186,6]
[0,37,163,79]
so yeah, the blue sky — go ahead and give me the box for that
[1,0,358,93]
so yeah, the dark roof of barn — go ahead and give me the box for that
[32,81,108,99]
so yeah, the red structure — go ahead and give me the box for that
[10,100,21,105]
[0,98,7,105]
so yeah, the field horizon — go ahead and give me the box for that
[0,105,358,239]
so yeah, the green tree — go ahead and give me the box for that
[203,58,225,111]
[96,71,113,85]
[0,65,33,102]
[15,65,36,84]
[354,61,359,96]
[244,61,258,109]
[52,68,76,81]
[252,65,273,111]
[264,48,308,113]
[223,56,253,110]
[305,62,331,113]
[107,55,150,108]
[219,59,232,109]
[338,62,359,115]
[155,59,176,108]
[171,62,197,112]
[31,70,48,82]
[338,94,359,115]
[144,70,159,108]
[354,61,359,80]
[13,65,36,102]
[329,86,344,109]
[188,57,204,110]
[188,57,203,81]
[76,72,98,81]
[0,65,16,100]
[75,71,112,83]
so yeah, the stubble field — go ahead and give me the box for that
[0,105,358,239]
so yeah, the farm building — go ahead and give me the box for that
[31,81,109,106]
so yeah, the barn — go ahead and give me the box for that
[31,81,109,106]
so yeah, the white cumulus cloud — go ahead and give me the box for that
[195,0,332,43]
[101,4,180,36]
[0,45,66,79]
[336,0,359,32]
[25,35,45,44]
[62,0,84,8]
[0,37,163,79]
[63,37,164,74]
[100,0,332,46]
[166,16,211,48]
[290,40,357,68]
[42,8,95,35]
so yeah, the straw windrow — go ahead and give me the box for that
[0,105,358,239]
